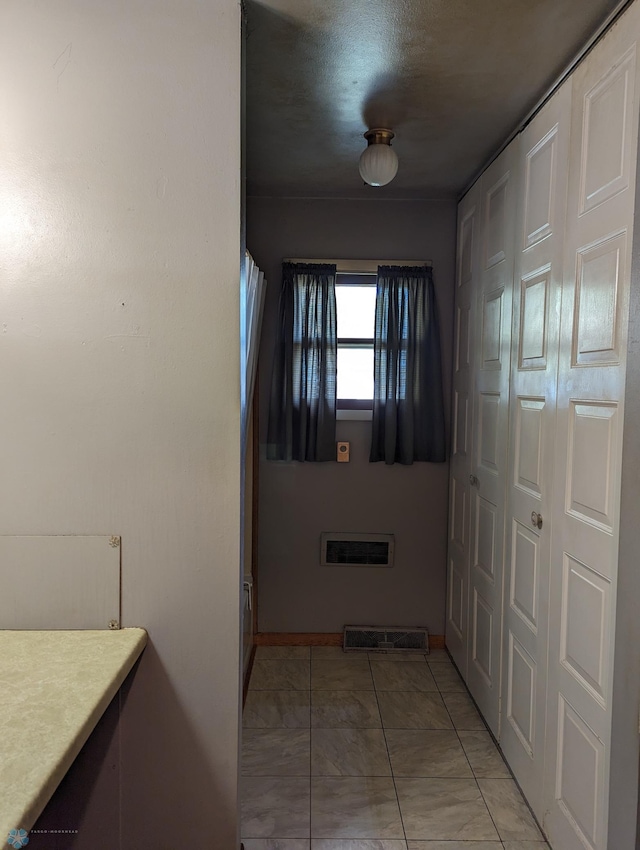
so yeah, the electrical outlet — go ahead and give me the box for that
[337,441,350,462]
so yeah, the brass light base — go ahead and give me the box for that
[364,128,395,146]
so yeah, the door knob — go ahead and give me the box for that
[469,473,479,488]
[531,511,543,529]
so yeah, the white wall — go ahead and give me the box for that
[248,197,456,634]
[0,2,241,847]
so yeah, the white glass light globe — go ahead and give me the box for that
[359,143,399,187]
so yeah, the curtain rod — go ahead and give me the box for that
[459,0,634,200]
[284,259,432,274]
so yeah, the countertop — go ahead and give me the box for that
[0,628,148,842]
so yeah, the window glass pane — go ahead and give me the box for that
[337,346,374,399]
[336,285,376,339]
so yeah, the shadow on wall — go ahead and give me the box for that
[29,645,238,849]
[28,690,121,850]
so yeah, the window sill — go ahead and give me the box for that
[337,409,372,421]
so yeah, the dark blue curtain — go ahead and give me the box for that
[370,265,446,465]
[267,263,337,461]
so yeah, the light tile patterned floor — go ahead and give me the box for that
[242,647,550,849]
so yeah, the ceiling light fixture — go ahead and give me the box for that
[359,128,399,187]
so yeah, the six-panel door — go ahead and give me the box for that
[500,79,571,818]
[543,8,640,849]
[446,6,640,846]
[446,181,481,677]
[465,139,518,737]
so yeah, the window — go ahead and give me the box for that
[268,258,444,462]
[335,273,376,410]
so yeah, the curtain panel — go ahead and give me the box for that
[370,265,446,465]
[267,262,337,462]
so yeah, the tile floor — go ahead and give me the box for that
[241,646,550,850]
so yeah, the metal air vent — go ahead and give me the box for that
[321,533,394,567]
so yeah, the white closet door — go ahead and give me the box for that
[500,80,571,816]
[543,8,640,849]
[446,182,481,676]
[466,139,518,736]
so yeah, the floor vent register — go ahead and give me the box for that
[343,625,429,653]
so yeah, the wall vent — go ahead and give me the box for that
[343,625,429,652]
[320,533,394,567]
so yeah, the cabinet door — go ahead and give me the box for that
[466,138,518,736]
[500,80,571,817]
[543,8,640,848]
[446,182,481,676]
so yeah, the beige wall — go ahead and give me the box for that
[248,196,456,634]
[0,2,241,848]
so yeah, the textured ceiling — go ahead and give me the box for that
[246,0,623,199]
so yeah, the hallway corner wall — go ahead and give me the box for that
[0,2,242,846]
[248,196,456,634]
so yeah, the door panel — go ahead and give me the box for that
[450,475,468,549]
[524,127,556,247]
[514,397,545,495]
[446,184,482,673]
[448,559,465,640]
[560,556,611,706]
[579,47,636,214]
[573,232,626,367]
[478,392,500,471]
[555,693,605,850]
[519,270,550,369]
[453,390,469,457]
[507,633,537,754]
[543,11,640,849]
[510,519,539,630]
[466,140,518,736]
[474,497,497,581]
[500,81,571,816]
[481,288,504,366]
[456,303,471,370]
[472,588,494,683]
[566,401,619,529]
[485,174,509,266]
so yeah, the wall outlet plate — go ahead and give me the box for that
[337,441,350,462]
